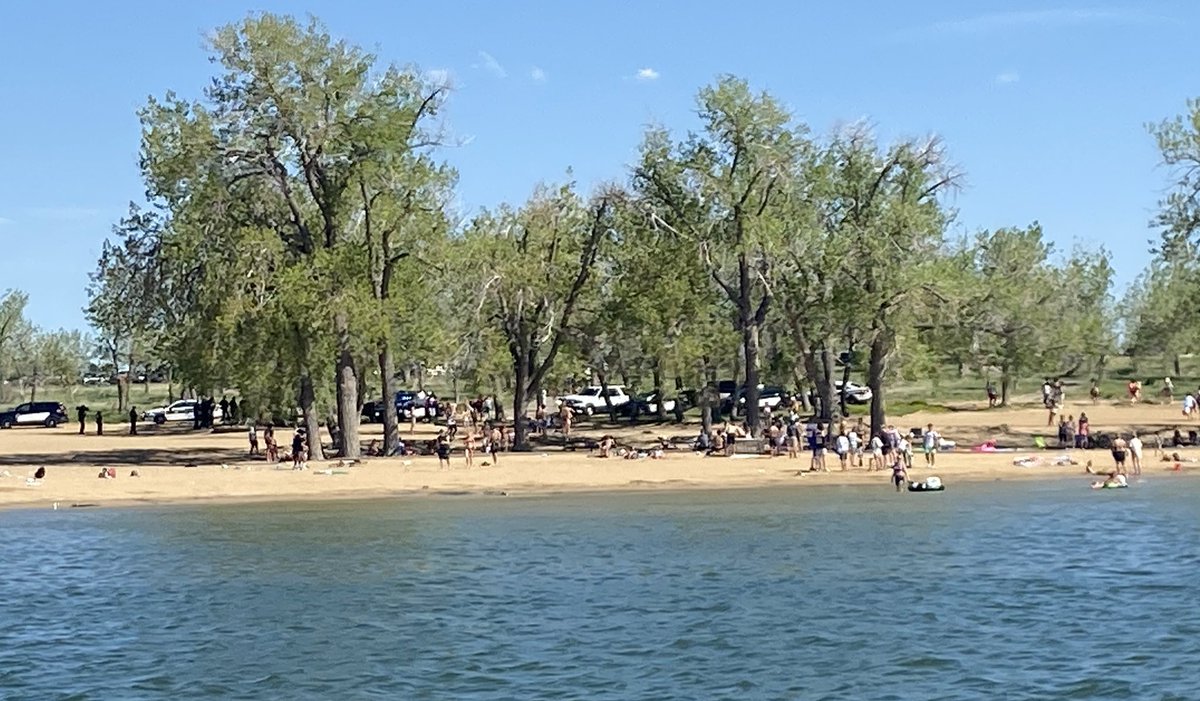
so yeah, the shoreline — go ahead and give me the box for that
[3,452,1193,513]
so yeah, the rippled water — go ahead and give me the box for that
[2,479,1199,700]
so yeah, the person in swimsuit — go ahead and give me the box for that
[464,431,476,468]
[436,434,451,469]
[1110,435,1128,472]
[891,457,907,492]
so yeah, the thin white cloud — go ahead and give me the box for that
[530,66,547,83]
[426,68,454,89]
[995,71,1020,85]
[0,217,12,227]
[635,67,660,81]
[477,51,508,79]
[925,8,1153,35]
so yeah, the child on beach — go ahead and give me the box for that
[248,424,258,456]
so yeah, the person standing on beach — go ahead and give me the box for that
[1111,435,1128,473]
[923,424,940,467]
[219,396,230,424]
[811,424,827,472]
[436,433,451,469]
[869,433,884,471]
[1128,433,1143,477]
[128,407,138,436]
[1077,413,1090,449]
[248,423,259,456]
[292,429,307,470]
[96,411,103,436]
[835,430,850,470]
[228,397,239,424]
[464,431,476,468]
[489,426,502,464]
[1089,380,1100,404]
[76,404,89,435]
[264,426,277,462]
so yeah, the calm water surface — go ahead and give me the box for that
[2,479,1198,700]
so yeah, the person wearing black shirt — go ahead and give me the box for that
[129,407,138,436]
[96,411,104,436]
[76,405,89,435]
[811,423,828,472]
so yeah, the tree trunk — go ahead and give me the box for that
[1174,354,1182,377]
[1001,364,1012,407]
[379,344,399,455]
[597,371,617,423]
[742,324,762,436]
[653,361,667,421]
[299,371,324,461]
[512,353,530,450]
[334,312,360,459]
[818,344,836,422]
[839,338,856,418]
[868,331,889,438]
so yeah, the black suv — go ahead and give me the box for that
[0,401,70,429]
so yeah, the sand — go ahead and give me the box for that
[2,397,1198,510]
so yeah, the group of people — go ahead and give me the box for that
[1055,412,1092,449]
[193,396,233,429]
[692,413,945,486]
[75,404,141,436]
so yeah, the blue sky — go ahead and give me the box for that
[0,1,1196,331]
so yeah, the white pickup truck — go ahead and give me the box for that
[559,385,631,416]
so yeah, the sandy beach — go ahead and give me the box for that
[2,398,1198,510]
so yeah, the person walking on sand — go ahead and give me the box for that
[1090,380,1100,404]
[923,423,940,467]
[96,411,103,436]
[76,404,89,435]
[248,423,259,456]
[835,430,850,470]
[1128,432,1143,477]
[128,407,138,436]
[559,404,574,438]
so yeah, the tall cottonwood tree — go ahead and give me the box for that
[634,76,807,436]
[125,13,451,457]
[464,183,616,450]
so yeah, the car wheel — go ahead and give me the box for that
[1,419,10,429]
[584,406,594,417]
[154,415,166,425]
[45,418,58,428]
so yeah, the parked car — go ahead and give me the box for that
[361,401,384,423]
[736,385,789,411]
[559,385,631,416]
[143,400,223,425]
[81,375,107,385]
[0,401,69,429]
[619,391,687,418]
[394,390,436,421]
[835,380,873,405]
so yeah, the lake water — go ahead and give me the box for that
[2,479,1198,700]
